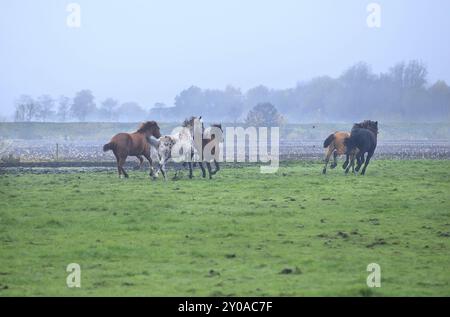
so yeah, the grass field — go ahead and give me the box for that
[1,160,450,296]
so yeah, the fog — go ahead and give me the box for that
[1,0,450,122]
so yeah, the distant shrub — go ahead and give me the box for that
[1,153,20,164]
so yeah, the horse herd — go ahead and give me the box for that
[103,116,223,180]
[103,117,379,179]
[322,120,379,175]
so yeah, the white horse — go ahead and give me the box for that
[150,125,198,180]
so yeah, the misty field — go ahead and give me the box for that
[1,160,450,296]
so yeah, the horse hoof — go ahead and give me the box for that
[330,164,337,169]
[322,169,326,174]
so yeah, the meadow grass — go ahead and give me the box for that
[1,160,450,296]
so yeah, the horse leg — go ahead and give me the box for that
[212,159,220,175]
[361,151,374,175]
[345,154,356,174]
[198,162,206,178]
[343,153,350,169]
[134,155,144,170]
[355,153,364,172]
[142,152,155,179]
[350,152,355,173]
[118,155,128,178]
[206,162,213,179]
[188,162,193,179]
[113,152,122,178]
[330,151,338,169]
[323,148,332,174]
[160,163,168,180]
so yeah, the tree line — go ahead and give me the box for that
[13,90,148,123]
[12,60,450,123]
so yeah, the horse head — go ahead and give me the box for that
[182,116,204,138]
[138,121,161,138]
[206,123,224,142]
[182,116,196,128]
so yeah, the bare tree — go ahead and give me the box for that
[37,95,55,122]
[14,95,39,122]
[57,95,71,122]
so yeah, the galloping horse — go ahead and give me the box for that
[153,118,198,180]
[103,121,161,178]
[197,123,223,178]
[184,117,223,179]
[322,131,352,174]
[343,120,379,175]
[183,116,205,178]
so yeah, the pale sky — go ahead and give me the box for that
[1,0,450,117]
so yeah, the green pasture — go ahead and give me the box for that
[1,160,450,296]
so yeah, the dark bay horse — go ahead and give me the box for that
[103,121,161,178]
[343,120,379,175]
[194,123,223,179]
[184,117,223,179]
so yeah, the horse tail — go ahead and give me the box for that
[103,142,114,152]
[323,134,335,148]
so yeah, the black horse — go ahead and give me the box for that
[343,120,378,175]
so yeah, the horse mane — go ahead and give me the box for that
[204,123,223,141]
[210,123,223,131]
[137,121,158,133]
[352,120,378,134]
[182,116,197,128]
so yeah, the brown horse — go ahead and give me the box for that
[322,131,355,174]
[103,121,161,178]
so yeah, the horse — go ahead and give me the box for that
[322,131,353,174]
[152,118,198,180]
[343,120,379,175]
[182,116,206,178]
[152,135,178,180]
[103,121,161,178]
[193,123,223,178]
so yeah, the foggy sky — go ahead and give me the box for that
[1,0,450,117]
